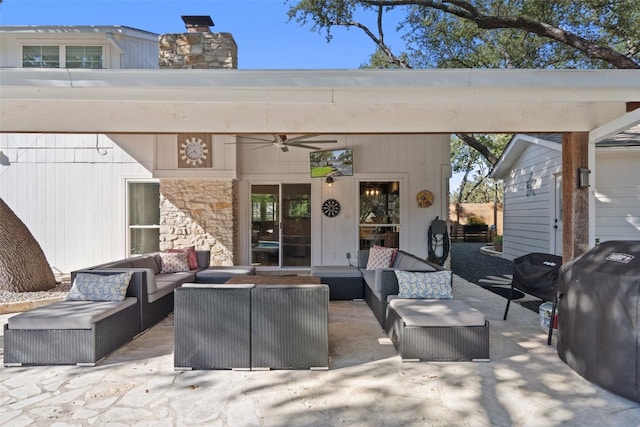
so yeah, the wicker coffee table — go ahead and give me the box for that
[224,275,321,285]
[224,274,328,370]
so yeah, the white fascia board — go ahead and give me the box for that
[1,69,639,134]
[0,25,158,40]
[589,108,640,143]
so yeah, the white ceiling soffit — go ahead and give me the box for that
[0,68,638,134]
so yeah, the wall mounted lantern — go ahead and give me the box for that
[578,168,591,189]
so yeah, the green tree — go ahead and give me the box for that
[288,1,640,70]
[288,0,639,199]
[451,134,508,204]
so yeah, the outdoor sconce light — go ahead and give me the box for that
[578,168,591,189]
[325,176,334,187]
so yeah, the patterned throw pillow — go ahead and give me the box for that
[167,246,198,270]
[395,270,453,299]
[366,245,397,270]
[158,251,190,273]
[66,272,133,302]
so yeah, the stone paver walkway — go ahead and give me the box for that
[1,275,639,426]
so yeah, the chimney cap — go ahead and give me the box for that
[181,15,214,30]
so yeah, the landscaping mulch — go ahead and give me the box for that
[450,242,543,313]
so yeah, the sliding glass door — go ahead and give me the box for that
[251,183,311,267]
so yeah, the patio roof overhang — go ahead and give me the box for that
[1,68,639,135]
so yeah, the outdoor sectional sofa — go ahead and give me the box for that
[4,270,143,366]
[357,248,490,362]
[78,250,256,332]
[358,249,441,327]
[4,250,256,366]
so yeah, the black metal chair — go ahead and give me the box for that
[503,253,563,345]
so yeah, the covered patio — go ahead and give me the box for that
[2,68,640,262]
[2,68,640,423]
[1,275,639,425]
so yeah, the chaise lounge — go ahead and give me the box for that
[4,271,142,366]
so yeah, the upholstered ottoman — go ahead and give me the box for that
[4,298,140,366]
[195,266,256,284]
[310,265,363,300]
[174,284,253,370]
[386,298,490,362]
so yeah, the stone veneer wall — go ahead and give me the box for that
[159,32,238,69]
[159,179,238,266]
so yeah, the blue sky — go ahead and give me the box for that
[0,0,405,69]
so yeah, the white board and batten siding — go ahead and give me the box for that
[501,141,562,260]
[236,134,451,266]
[594,148,640,242]
[0,134,153,274]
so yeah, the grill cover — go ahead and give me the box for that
[512,253,563,302]
[557,240,640,403]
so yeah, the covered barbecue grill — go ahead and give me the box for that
[503,253,563,344]
[557,240,640,403]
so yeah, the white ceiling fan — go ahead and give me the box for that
[233,134,337,152]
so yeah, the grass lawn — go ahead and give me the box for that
[311,166,334,177]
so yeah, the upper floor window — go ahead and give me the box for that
[23,46,59,68]
[22,45,103,69]
[66,46,103,69]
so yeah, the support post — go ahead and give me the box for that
[562,132,590,261]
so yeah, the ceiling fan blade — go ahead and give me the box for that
[284,134,339,143]
[288,143,324,150]
[299,140,337,144]
[225,140,271,145]
[238,135,274,143]
[284,134,317,143]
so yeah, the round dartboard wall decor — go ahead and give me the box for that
[321,198,341,217]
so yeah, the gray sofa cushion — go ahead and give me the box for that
[147,272,196,302]
[129,255,160,274]
[104,260,133,268]
[389,298,485,327]
[311,266,361,278]
[195,266,256,282]
[393,253,436,270]
[8,298,137,330]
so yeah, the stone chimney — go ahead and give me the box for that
[159,15,238,69]
[182,15,214,33]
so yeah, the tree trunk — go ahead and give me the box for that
[0,197,56,292]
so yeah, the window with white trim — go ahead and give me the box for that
[23,46,59,68]
[22,45,103,68]
[66,46,103,68]
[128,181,160,255]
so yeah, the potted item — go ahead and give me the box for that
[493,235,503,252]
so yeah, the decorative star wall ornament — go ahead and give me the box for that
[526,172,536,197]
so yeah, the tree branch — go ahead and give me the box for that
[363,0,640,68]
[456,133,499,165]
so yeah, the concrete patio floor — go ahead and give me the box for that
[1,275,639,426]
